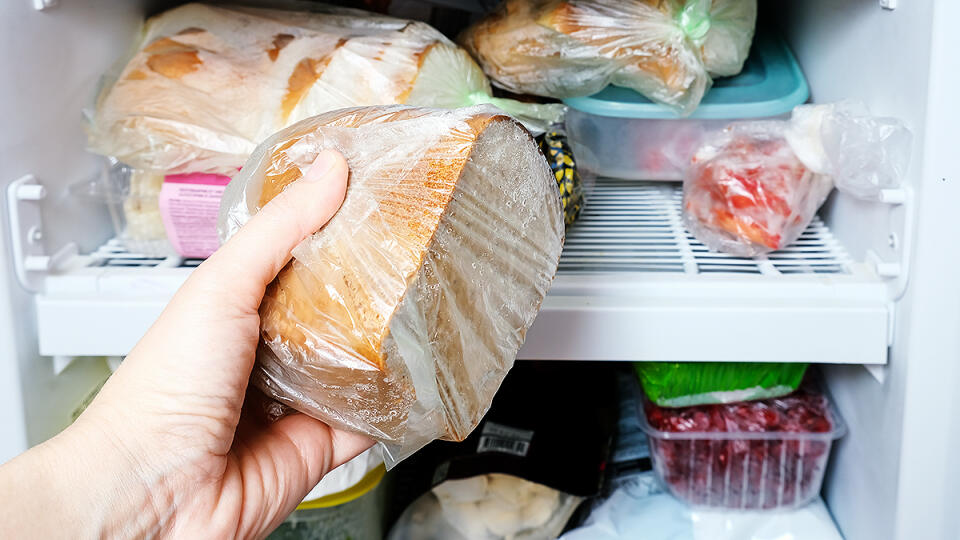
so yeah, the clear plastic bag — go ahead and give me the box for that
[388,475,582,540]
[87,2,564,255]
[459,0,757,115]
[218,105,565,466]
[683,103,912,256]
[785,101,912,200]
[682,121,832,257]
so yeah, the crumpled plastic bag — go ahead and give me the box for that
[683,102,911,256]
[218,105,565,466]
[459,0,757,115]
[86,2,564,255]
[560,472,842,540]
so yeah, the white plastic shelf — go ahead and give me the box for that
[35,180,889,363]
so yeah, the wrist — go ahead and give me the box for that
[22,420,170,538]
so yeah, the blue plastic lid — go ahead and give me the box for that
[563,33,809,120]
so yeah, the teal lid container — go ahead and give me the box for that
[564,32,809,120]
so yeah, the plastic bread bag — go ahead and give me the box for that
[217,105,565,466]
[634,362,809,408]
[86,2,564,256]
[459,0,757,115]
[683,102,912,256]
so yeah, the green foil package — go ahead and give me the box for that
[634,362,809,408]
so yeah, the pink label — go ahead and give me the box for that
[158,172,232,259]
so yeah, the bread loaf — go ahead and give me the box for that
[90,3,562,175]
[459,0,756,115]
[219,105,564,465]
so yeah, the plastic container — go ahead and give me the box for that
[637,382,845,510]
[269,465,388,540]
[564,33,809,181]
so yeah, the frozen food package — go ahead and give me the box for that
[634,362,809,408]
[682,121,833,257]
[639,379,845,509]
[218,105,565,466]
[459,0,757,115]
[87,2,564,257]
[683,102,912,256]
[388,474,583,540]
[537,129,586,226]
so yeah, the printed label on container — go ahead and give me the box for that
[158,172,232,259]
[476,422,534,457]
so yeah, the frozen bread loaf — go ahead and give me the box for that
[218,105,565,465]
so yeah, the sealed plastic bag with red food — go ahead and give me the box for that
[683,103,911,257]
[682,122,831,257]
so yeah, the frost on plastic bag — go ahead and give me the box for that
[682,122,832,257]
[218,105,564,466]
[459,0,757,115]
[683,103,912,256]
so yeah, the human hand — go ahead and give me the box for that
[0,150,372,539]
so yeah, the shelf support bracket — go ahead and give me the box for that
[6,175,77,293]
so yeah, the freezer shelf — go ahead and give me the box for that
[35,180,889,363]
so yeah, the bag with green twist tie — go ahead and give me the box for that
[634,362,808,407]
[460,0,757,116]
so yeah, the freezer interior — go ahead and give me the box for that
[1,1,959,538]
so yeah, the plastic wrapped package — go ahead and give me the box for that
[536,129,586,225]
[561,473,842,540]
[638,381,845,510]
[785,101,913,200]
[459,0,757,115]
[388,474,582,540]
[682,122,833,257]
[87,2,564,257]
[634,362,809,408]
[683,103,912,256]
[218,105,565,466]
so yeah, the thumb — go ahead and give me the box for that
[204,149,349,302]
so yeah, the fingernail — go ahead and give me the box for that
[304,150,338,182]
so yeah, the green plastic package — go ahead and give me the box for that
[634,362,808,408]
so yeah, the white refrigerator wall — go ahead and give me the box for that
[783,1,960,539]
[0,0,149,459]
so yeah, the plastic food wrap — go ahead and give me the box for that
[218,105,565,466]
[639,381,845,509]
[683,103,912,256]
[388,474,582,540]
[682,122,833,257]
[634,362,808,408]
[87,2,564,256]
[460,0,757,115]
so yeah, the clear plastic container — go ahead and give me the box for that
[70,160,175,258]
[564,33,808,181]
[269,465,388,540]
[636,382,845,510]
